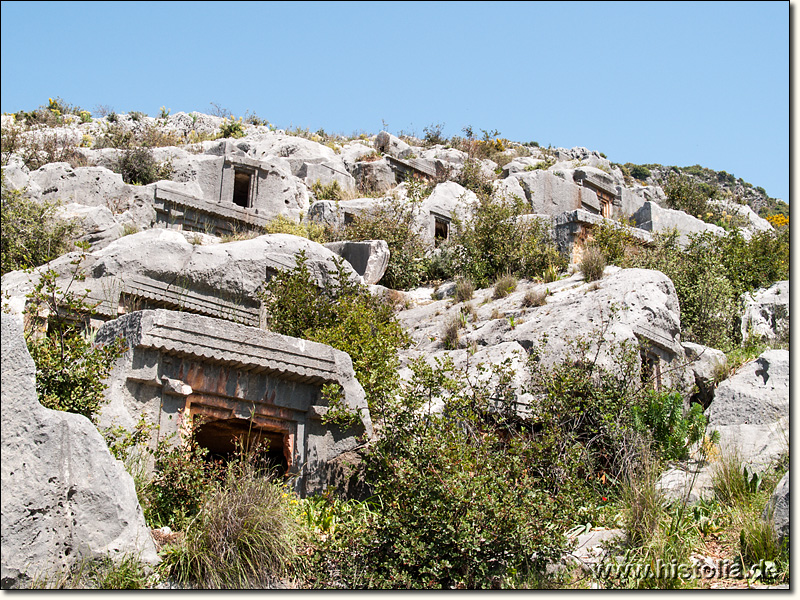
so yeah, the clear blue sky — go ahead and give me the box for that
[1,1,789,202]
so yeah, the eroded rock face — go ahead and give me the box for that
[324,240,390,285]
[632,201,725,245]
[398,267,690,408]
[740,281,789,345]
[762,472,789,545]
[707,349,789,427]
[0,314,158,589]
[1,230,361,328]
[658,349,789,504]
[682,341,728,408]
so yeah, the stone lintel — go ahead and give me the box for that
[97,309,353,386]
[154,185,271,227]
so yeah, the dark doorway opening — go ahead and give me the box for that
[233,170,252,208]
[193,417,288,476]
[434,216,450,246]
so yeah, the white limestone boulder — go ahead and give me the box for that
[632,201,725,245]
[762,472,789,545]
[1,314,158,588]
[26,162,135,210]
[707,349,788,427]
[375,131,414,159]
[740,281,789,345]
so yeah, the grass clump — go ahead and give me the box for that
[441,313,463,349]
[29,554,152,589]
[453,277,474,303]
[163,451,298,589]
[521,287,547,308]
[579,245,606,282]
[262,214,328,243]
[492,273,517,299]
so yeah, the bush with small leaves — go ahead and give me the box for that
[113,147,172,185]
[1,178,78,274]
[219,116,245,139]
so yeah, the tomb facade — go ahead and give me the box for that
[95,309,373,496]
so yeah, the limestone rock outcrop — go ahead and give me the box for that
[762,472,789,545]
[1,229,361,329]
[740,280,789,345]
[1,314,158,588]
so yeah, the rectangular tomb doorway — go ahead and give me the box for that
[232,169,253,208]
[191,415,293,476]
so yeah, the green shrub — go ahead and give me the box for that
[144,433,221,530]
[627,228,788,349]
[1,179,78,274]
[113,147,172,185]
[310,179,343,201]
[219,116,246,139]
[590,217,643,266]
[262,251,408,417]
[628,164,651,181]
[303,358,576,589]
[631,391,706,461]
[163,453,298,588]
[661,170,720,223]
[24,266,126,422]
[454,157,494,197]
[579,246,606,282]
[445,194,565,287]
[340,179,430,290]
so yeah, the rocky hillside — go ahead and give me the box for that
[0,101,790,590]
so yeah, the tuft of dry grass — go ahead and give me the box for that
[579,246,606,282]
[162,454,299,589]
[453,277,475,303]
[521,288,547,308]
[442,314,464,350]
[492,273,517,299]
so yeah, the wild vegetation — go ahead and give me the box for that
[2,102,789,589]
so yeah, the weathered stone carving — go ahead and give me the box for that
[552,209,653,264]
[95,310,373,496]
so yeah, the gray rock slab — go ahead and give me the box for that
[632,201,725,245]
[740,280,789,345]
[1,314,158,588]
[707,349,789,426]
[762,472,789,545]
[324,240,390,285]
